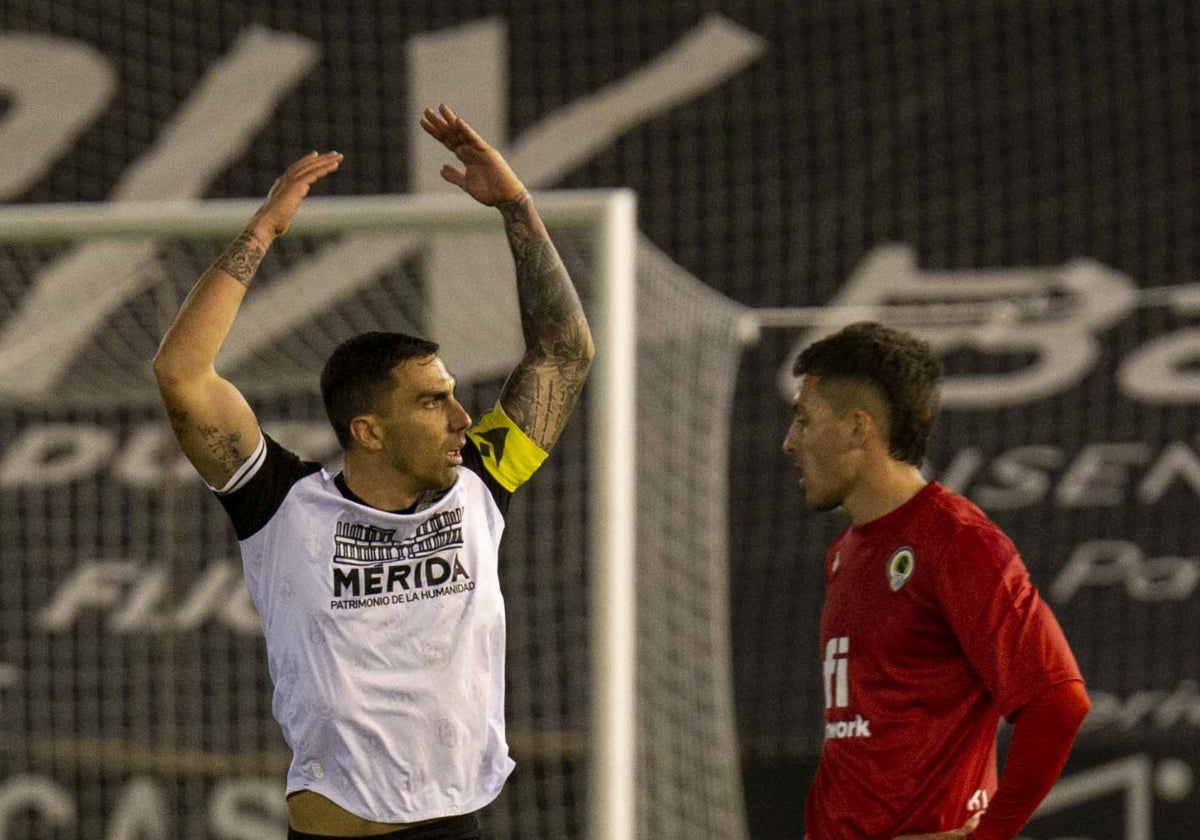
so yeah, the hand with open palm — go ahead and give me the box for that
[419,103,526,206]
[246,150,343,242]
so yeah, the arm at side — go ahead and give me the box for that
[972,680,1091,840]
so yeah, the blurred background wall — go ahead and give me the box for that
[0,2,1197,838]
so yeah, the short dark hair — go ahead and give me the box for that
[320,332,440,449]
[792,322,941,465]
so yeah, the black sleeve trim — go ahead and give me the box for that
[214,434,322,540]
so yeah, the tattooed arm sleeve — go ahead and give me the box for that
[495,192,596,454]
[153,151,341,489]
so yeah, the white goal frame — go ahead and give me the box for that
[0,190,638,840]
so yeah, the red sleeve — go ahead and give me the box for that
[935,525,1082,717]
[972,680,1090,840]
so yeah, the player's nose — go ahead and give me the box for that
[782,427,798,456]
[449,398,471,431]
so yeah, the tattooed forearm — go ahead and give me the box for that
[502,357,589,446]
[497,194,594,450]
[211,231,267,287]
[498,194,593,363]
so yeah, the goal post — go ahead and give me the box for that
[585,191,638,840]
[0,189,747,840]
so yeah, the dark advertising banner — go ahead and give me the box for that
[0,2,1196,838]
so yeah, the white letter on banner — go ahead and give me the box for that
[1139,442,1200,503]
[1056,443,1152,507]
[36,561,142,631]
[1051,540,1144,602]
[0,424,115,486]
[971,445,1062,510]
[0,35,114,198]
[209,780,287,840]
[777,246,1139,408]
[409,19,520,380]
[113,423,198,487]
[221,582,264,634]
[1051,540,1200,602]
[223,15,763,381]
[172,562,241,631]
[0,776,75,839]
[1120,327,1200,403]
[0,28,319,400]
[105,779,169,840]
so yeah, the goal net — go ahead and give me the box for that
[0,195,748,840]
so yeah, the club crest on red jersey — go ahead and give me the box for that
[887,547,915,591]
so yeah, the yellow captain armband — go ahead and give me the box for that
[467,404,548,492]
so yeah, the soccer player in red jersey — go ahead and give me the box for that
[782,322,1090,840]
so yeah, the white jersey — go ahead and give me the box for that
[214,405,546,823]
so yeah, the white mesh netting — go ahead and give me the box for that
[0,215,748,840]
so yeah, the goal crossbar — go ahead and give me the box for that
[0,192,630,239]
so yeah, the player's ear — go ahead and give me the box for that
[849,408,874,448]
[349,414,385,451]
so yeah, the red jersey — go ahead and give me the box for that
[805,482,1082,839]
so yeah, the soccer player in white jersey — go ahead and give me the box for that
[154,104,593,839]
[783,322,1090,840]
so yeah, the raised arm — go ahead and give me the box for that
[153,151,342,487]
[420,104,595,453]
